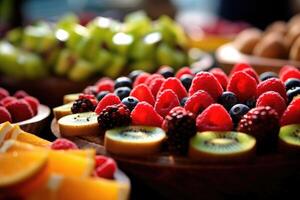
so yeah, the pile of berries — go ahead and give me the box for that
[0,88,40,123]
[75,64,300,154]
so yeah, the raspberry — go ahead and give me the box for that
[157,77,188,100]
[256,78,287,101]
[229,63,252,77]
[149,78,165,98]
[95,78,114,93]
[14,90,29,99]
[175,67,193,79]
[23,96,40,115]
[0,106,12,123]
[189,72,223,100]
[0,88,9,100]
[196,104,233,132]
[227,71,257,102]
[95,155,109,167]
[83,86,98,95]
[184,90,214,115]
[133,72,151,88]
[131,102,163,127]
[144,74,164,86]
[163,107,196,155]
[279,65,297,77]
[256,91,286,117]
[130,84,155,106]
[94,157,117,179]
[6,99,34,122]
[51,138,78,150]
[209,68,228,89]
[0,96,17,107]
[243,68,260,83]
[71,94,97,114]
[280,68,300,82]
[237,106,279,153]
[98,104,131,130]
[154,89,180,118]
[95,94,121,115]
[280,98,300,126]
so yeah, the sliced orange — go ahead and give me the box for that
[0,122,14,144]
[0,140,44,152]
[0,151,48,187]
[28,175,130,200]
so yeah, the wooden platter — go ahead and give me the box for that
[51,118,300,199]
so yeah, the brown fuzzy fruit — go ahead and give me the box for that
[234,28,262,54]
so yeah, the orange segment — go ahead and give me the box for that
[0,140,44,153]
[0,122,14,145]
[0,151,48,187]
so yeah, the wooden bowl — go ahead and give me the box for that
[16,105,50,135]
[51,119,300,199]
[216,43,300,74]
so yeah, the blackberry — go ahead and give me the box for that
[164,107,197,155]
[97,104,131,130]
[71,94,97,114]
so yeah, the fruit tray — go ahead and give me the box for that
[51,118,300,199]
[216,43,300,74]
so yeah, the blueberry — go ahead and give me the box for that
[96,91,110,101]
[158,66,174,78]
[180,97,188,106]
[128,70,144,82]
[287,87,300,103]
[229,104,250,124]
[114,87,131,100]
[285,78,300,91]
[245,98,256,108]
[122,96,139,111]
[180,74,193,91]
[259,72,278,81]
[114,77,132,89]
[218,91,238,110]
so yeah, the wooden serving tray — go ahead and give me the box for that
[216,43,300,74]
[51,119,300,199]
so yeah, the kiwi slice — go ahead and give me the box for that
[104,126,166,156]
[63,93,80,104]
[53,102,73,120]
[279,124,300,153]
[189,131,256,162]
[58,112,100,137]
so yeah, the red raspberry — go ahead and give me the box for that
[23,96,40,115]
[256,91,286,117]
[0,106,12,123]
[243,68,260,83]
[6,99,34,122]
[157,77,188,100]
[131,102,163,127]
[144,74,164,86]
[0,96,17,107]
[51,138,78,150]
[184,90,214,115]
[133,72,151,88]
[189,72,223,100]
[209,68,228,89]
[196,104,233,132]
[280,98,300,126]
[94,157,117,179]
[0,88,9,100]
[227,71,257,102]
[229,63,252,77]
[175,67,193,79]
[279,65,297,77]
[95,93,121,114]
[130,84,155,106]
[14,90,29,99]
[280,68,300,82]
[154,89,180,118]
[83,86,98,95]
[256,78,287,101]
[95,155,109,167]
[95,78,114,93]
[149,78,165,97]
[79,94,98,106]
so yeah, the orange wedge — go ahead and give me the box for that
[28,174,130,200]
[0,140,44,152]
[0,122,15,145]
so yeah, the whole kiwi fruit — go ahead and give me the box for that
[289,36,300,61]
[265,21,287,36]
[234,28,262,54]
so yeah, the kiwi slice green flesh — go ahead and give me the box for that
[190,131,256,155]
[105,126,166,143]
[59,112,97,125]
[279,124,300,147]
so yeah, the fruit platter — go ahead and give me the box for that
[50,63,300,199]
[216,15,300,74]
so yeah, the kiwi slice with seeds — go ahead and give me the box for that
[189,131,256,162]
[279,124,300,153]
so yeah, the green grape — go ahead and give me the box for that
[172,50,187,70]
[91,49,112,72]
[110,32,134,55]
[129,59,156,72]
[55,49,77,76]
[19,53,47,79]
[68,59,96,81]
[124,11,152,37]
[56,13,79,31]
[5,28,22,46]
[87,17,114,42]
[0,42,22,77]
[66,24,89,51]
[154,15,176,45]
[156,43,175,66]
[102,54,126,78]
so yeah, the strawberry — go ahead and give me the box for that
[144,74,164,86]
[154,89,180,118]
[157,77,188,100]
[14,90,29,99]
[280,97,300,126]
[95,78,114,93]
[0,88,9,100]
[256,91,286,117]
[175,67,193,79]
[209,68,228,89]
[0,96,17,107]
[256,78,287,101]
[130,84,155,105]
[23,96,40,115]
[229,63,252,77]
[149,78,165,98]
[184,90,214,115]
[0,106,12,123]
[6,99,34,122]
[131,102,163,127]
[133,72,151,87]
[51,138,78,150]
[280,68,300,82]
[95,93,121,114]
[94,157,117,179]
